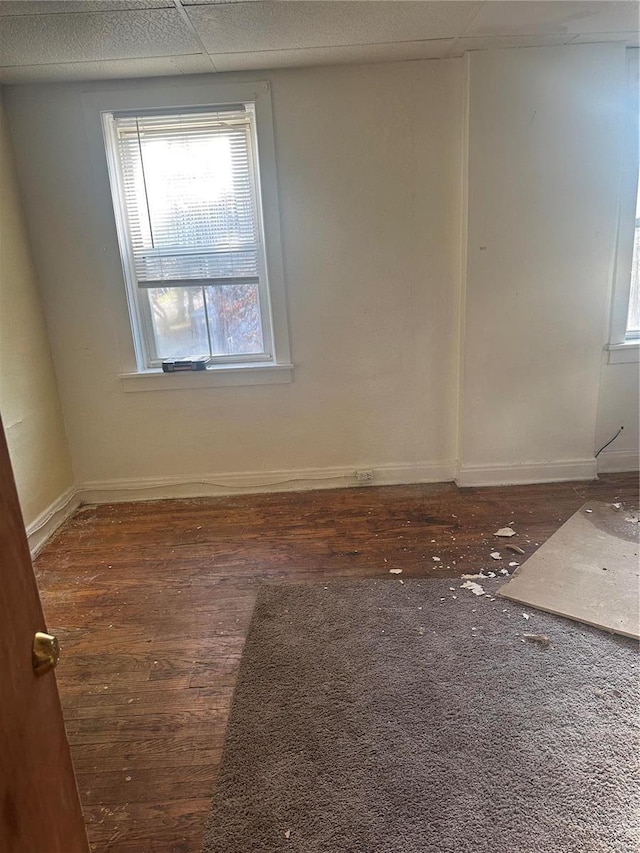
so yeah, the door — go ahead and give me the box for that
[0,414,89,852]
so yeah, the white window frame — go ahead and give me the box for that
[608,49,639,364]
[82,80,292,389]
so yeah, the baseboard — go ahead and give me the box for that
[596,449,640,474]
[21,461,453,553]
[456,458,598,488]
[25,455,621,553]
[26,487,81,558]
[78,461,457,504]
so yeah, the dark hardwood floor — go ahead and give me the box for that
[34,474,639,853]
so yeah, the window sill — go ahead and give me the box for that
[119,362,294,392]
[606,341,640,364]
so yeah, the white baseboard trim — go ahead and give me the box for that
[456,458,598,488]
[596,449,640,474]
[26,487,81,558]
[31,455,624,553]
[23,462,455,554]
[78,461,456,504]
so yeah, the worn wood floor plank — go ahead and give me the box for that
[34,475,639,852]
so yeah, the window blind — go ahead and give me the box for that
[111,105,260,286]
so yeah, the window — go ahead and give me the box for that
[608,49,639,363]
[628,174,640,337]
[100,90,290,379]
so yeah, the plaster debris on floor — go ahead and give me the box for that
[523,633,550,648]
[494,527,517,537]
[389,568,402,574]
[461,580,486,596]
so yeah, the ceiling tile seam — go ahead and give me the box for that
[563,32,637,45]
[446,32,637,55]
[182,1,258,5]
[174,0,218,71]
[198,36,465,58]
[201,32,632,60]
[463,29,639,40]
[567,31,639,38]
[0,52,207,70]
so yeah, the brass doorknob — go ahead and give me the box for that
[32,631,60,675]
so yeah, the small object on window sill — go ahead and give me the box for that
[161,357,211,373]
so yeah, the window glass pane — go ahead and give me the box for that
[115,110,260,285]
[205,284,263,356]
[141,126,255,251]
[627,173,640,334]
[147,287,209,359]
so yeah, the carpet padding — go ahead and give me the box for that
[202,579,639,853]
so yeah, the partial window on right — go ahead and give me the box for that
[628,173,640,337]
[608,50,640,361]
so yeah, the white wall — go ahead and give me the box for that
[0,90,74,527]
[3,46,637,498]
[595,360,640,472]
[5,60,464,494]
[458,43,634,486]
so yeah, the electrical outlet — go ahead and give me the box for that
[355,469,374,482]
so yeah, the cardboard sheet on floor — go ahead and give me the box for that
[499,502,640,639]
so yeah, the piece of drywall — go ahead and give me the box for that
[499,501,640,639]
[5,59,463,488]
[0,90,74,527]
[458,43,632,485]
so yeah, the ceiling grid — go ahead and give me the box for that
[0,1,637,83]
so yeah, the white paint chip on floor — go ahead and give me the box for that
[494,527,517,537]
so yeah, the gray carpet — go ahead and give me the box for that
[202,579,639,853]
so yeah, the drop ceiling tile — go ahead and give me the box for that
[211,38,454,72]
[0,1,170,14]
[0,8,200,65]
[467,1,640,38]
[0,53,212,82]
[188,1,482,53]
